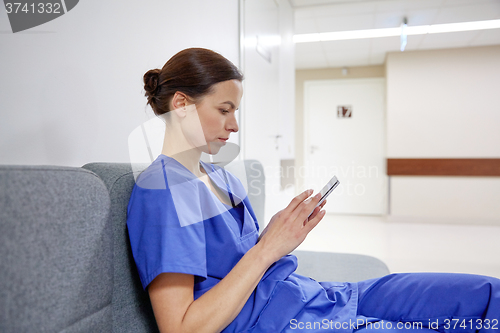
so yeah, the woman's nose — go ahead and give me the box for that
[226,114,239,133]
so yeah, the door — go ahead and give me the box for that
[304,78,387,215]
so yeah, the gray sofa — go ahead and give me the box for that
[0,161,390,333]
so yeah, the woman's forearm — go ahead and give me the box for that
[180,242,274,333]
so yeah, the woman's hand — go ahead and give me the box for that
[258,197,326,241]
[256,189,327,264]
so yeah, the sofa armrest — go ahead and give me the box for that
[0,165,113,333]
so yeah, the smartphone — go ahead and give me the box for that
[308,175,339,217]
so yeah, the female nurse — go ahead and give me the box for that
[127,48,500,333]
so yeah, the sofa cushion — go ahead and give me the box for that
[0,166,113,333]
[293,250,390,282]
[82,163,159,333]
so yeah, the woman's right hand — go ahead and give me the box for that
[256,189,326,264]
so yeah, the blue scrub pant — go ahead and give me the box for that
[355,273,500,333]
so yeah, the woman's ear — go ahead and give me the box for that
[171,91,189,117]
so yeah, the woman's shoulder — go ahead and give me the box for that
[128,155,204,223]
[135,155,197,190]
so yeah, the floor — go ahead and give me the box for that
[296,214,500,279]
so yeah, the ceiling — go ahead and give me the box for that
[290,0,500,69]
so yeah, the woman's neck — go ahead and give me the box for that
[161,127,204,178]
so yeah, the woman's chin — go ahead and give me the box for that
[206,142,225,155]
[202,142,240,167]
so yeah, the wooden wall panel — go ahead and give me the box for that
[387,159,500,176]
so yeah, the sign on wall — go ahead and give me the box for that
[337,105,352,118]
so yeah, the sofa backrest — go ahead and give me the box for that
[0,166,113,333]
[0,162,389,332]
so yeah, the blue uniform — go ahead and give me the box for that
[127,154,500,333]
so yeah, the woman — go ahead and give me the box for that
[127,48,499,333]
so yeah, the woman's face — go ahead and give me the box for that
[192,79,243,155]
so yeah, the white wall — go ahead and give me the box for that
[241,0,295,224]
[0,0,239,166]
[387,46,500,158]
[278,0,295,161]
[386,46,500,224]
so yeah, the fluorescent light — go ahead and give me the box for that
[294,19,500,43]
[294,27,400,43]
[400,18,408,51]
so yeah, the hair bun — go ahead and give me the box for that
[143,69,161,99]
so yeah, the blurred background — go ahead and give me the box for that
[1,0,499,277]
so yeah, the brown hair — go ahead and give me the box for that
[143,48,244,116]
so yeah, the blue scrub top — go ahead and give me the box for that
[127,154,358,332]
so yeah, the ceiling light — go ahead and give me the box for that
[294,19,500,43]
[400,17,408,51]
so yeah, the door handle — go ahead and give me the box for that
[269,135,282,150]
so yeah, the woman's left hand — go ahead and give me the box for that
[257,198,327,241]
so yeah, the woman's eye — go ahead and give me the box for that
[220,109,229,114]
